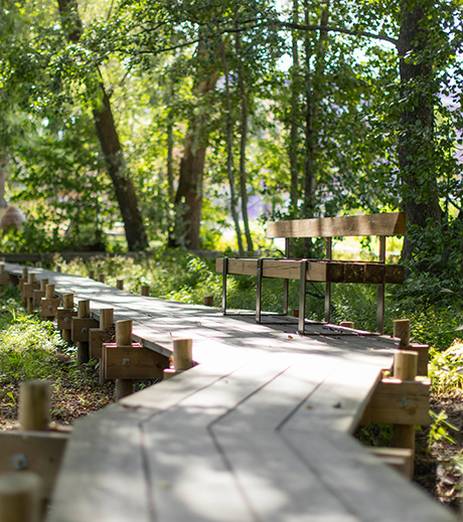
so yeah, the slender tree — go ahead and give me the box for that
[57,0,148,251]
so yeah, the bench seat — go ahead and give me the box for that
[216,258,405,284]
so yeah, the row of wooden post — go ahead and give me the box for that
[344,317,431,479]
[0,264,203,521]
[14,266,197,402]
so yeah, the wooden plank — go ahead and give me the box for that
[216,258,404,284]
[280,356,384,434]
[267,212,406,238]
[216,258,327,281]
[361,377,431,425]
[103,344,169,380]
[282,430,455,521]
[0,431,68,500]
[210,357,358,521]
[140,359,294,522]
[47,405,153,522]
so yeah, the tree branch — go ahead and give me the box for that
[276,20,398,46]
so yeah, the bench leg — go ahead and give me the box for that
[377,283,385,334]
[298,260,308,334]
[256,258,263,323]
[377,236,386,333]
[324,282,332,323]
[222,257,228,315]
[283,279,289,315]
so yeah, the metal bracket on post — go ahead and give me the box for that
[298,260,308,335]
[324,237,333,323]
[256,258,264,323]
[282,238,290,315]
[222,257,229,316]
[377,236,386,333]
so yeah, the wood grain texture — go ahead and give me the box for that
[267,212,406,238]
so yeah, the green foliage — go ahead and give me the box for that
[428,410,458,446]
[430,340,463,396]
[0,298,65,383]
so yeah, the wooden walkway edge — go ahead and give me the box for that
[3,264,458,522]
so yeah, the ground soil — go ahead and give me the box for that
[415,394,463,512]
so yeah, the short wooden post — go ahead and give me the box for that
[77,300,90,363]
[100,308,114,331]
[173,338,193,371]
[0,263,10,285]
[88,270,95,280]
[339,321,355,329]
[18,380,50,431]
[63,293,74,309]
[32,279,48,310]
[114,320,134,400]
[141,284,150,296]
[292,308,299,318]
[116,279,124,290]
[391,350,418,473]
[98,274,105,284]
[89,308,114,368]
[393,350,417,381]
[393,319,410,348]
[56,265,62,273]
[40,284,60,320]
[203,295,214,307]
[0,472,42,522]
[19,267,29,301]
[57,293,75,342]
[24,274,38,313]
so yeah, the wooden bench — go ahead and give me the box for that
[216,212,406,334]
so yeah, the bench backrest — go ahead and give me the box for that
[267,212,406,239]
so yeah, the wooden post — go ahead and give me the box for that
[141,284,150,296]
[0,472,42,522]
[100,308,113,330]
[90,309,114,379]
[19,267,28,300]
[32,279,48,310]
[45,284,55,299]
[18,380,50,431]
[391,350,418,473]
[57,293,75,342]
[114,320,133,400]
[292,308,299,318]
[25,274,37,313]
[56,265,62,273]
[339,321,354,329]
[393,350,418,381]
[393,319,410,348]
[116,279,124,290]
[77,300,90,363]
[63,294,73,309]
[40,284,60,320]
[173,338,193,371]
[98,274,105,284]
[88,270,95,280]
[203,295,214,307]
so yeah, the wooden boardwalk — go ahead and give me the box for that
[4,264,458,522]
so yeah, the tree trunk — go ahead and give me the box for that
[398,0,442,261]
[302,1,329,219]
[235,33,253,254]
[289,0,301,215]
[170,40,217,250]
[57,0,147,251]
[220,40,244,255]
[167,107,174,204]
